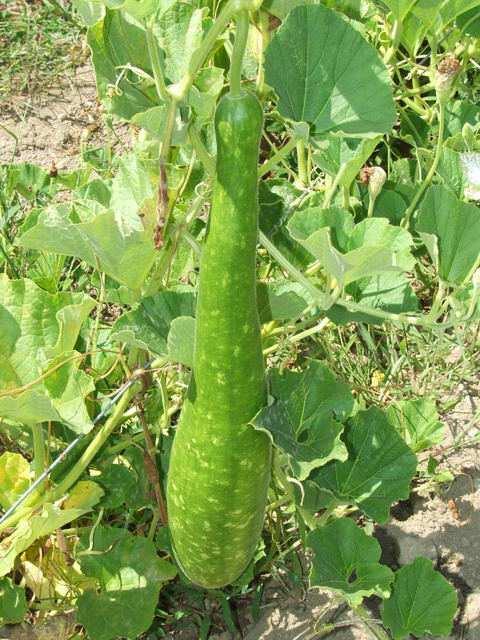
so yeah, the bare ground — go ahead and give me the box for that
[0,65,129,170]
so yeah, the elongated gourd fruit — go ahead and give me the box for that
[167,91,271,589]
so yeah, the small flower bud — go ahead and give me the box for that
[435,56,461,103]
[360,166,387,200]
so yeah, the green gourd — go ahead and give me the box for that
[166,90,271,589]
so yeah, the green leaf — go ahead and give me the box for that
[386,399,444,453]
[76,527,177,640]
[347,272,419,316]
[111,289,196,355]
[6,163,52,201]
[312,136,381,188]
[252,361,353,480]
[257,282,311,323]
[121,0,159,19]
[401,0,480,54]
[0,577,28,625]
[263,0,318,19]
[445,101,480,138]
[63,480,105,510]
[131,105,168,139]
[308,518,394,605]
[188,67,225,125]
[416,185,480,285]
[167,315,196,367]
[460,152,480,201]
[439,0,480,29]
[87,11,157,120]
[0,277,95,432]
[98,464,137,509]
[110,153,156,235]
[154,3,206,84]
[0,453,30,510]
[17,201,156,291]
[382,557,458,639]
[0,504,90,577]
[438,147,466,197]
[288,209,414,287]
[378,0,417,20]
[311,407,417,523]
[458,6,480,37]
[326,274,420,326]
[72,0,105,25]
[265,5,396,136]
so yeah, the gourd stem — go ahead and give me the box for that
[230,11,250,96]
[256,10,270,96]
[402,99,445,229]
[32,423,46,479]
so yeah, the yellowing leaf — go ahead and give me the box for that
[0,452,30,509]
[64,481,105,510]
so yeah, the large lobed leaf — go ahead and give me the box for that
[416,185,480,285]
[382,557,458,639]
[0,577,27,625]
[265,5,396,137]
[76,526,177,640]
[288,208,414,288]
[17,155,157,291]
[0,276,95,432]
[252,361,353,480]
[311,407,417,523]
[308,518,394,605]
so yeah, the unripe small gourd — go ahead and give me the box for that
[167,91,272,589]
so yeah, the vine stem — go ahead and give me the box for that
[230,11,250,96]
[154,98,178,249]
[259,136,298,177]
[296,140,309,186]
[31,424,46,479]
[47,382,141,503]
[402,99,446,229]
[263,316,332,356]
[323,164,347,208]
[259,231,332,310]
[138,398,168,527]
[354,605,391,640]
[146,23,170,102]
[384,18,402,65]
[170,0,244,101]
[87,264,105,362]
